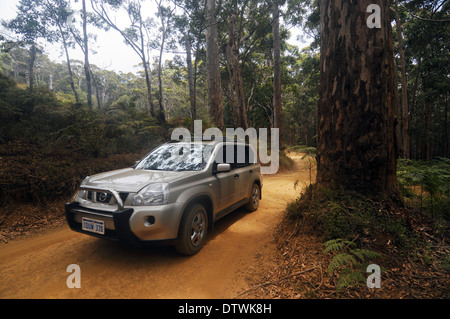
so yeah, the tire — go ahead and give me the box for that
[175,203,208,255]
[245,183,260,212]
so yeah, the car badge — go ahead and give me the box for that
[98,192,108,202]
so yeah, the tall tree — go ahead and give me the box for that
[91,0,155,115]
[3,0,46,93]
[82,0,93,108]
[67,0,94,107]
[220,0,274,130]
[393,0,409,159]
[206,0,224,130]
[184,31,196,121]
[42,0,80,103]
[171,0,206,124]
[316,0,400,199]
[402,0,450,159]
[154,0,175,123]
[272,0,283,147]
[226,12,248,130]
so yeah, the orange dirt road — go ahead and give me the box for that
[0,154,308,299]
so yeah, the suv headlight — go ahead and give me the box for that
[132,183,169,206]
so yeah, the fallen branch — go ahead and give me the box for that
[313,262,324,291]
[234,266,318,298]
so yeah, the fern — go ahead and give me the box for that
[323,238,381,292]
[336,268,366,292]
[328,253,358,274]
[397,157,450,217]
[351,249,382,262]
[323,238,356,254]
[300,146,317,155]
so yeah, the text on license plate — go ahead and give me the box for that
[82,217,105,235]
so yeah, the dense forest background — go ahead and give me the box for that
[0,0,448,210]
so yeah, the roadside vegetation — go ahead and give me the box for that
[254,151,449,298]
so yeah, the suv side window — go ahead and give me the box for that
[213,144,236,169]
[235,145,256,168]
[214,143,256,169]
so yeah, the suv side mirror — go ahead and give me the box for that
[215,163,231,173]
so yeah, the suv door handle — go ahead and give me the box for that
[234,174,240,179]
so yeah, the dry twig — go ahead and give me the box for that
[234,266,318,298]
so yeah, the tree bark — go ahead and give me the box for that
[272,0,283,148]
[157,29,166,122]
[28,43,36,94]
[90,70,101,109]
[143,57,154,116]
[423,99,432,160]
[82,0,92,108]
[445,95,449,157]
[185,32,196,122]
[394,1,410,159]
[139,12,154,116]
[58,22,79,103]
[156,0,171,123]
[225,61,240,126]
[227,14,248,130]
[206,0,224,130]
[317,0,400,198]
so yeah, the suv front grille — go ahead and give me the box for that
[84,191,129,205]
[96,192,113,202]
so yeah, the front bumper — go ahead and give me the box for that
[66,202,139,244]
[65,201,183,245]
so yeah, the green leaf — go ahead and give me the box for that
[336,269,366,291]
[328,253,358,274]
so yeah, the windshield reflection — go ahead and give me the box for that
[136,143,215,171]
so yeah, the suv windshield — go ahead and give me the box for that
[135,143,215,171]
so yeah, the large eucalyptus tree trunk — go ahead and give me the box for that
[316,0,400,198]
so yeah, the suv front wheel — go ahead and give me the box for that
[175,203,208,255]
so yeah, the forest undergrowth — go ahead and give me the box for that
[0,140,150,242]
[243,155,450,299]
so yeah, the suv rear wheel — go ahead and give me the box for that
[245,183,260,212]
[175,203,208,255]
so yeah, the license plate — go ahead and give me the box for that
[82,217,105,235]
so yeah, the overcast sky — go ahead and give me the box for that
[0,0,147,73]
[0,0,310,75]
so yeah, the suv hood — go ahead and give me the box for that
[82,168,199,193]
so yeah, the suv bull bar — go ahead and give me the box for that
[65,185,139,244]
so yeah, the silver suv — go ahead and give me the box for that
[65,139,262,255]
